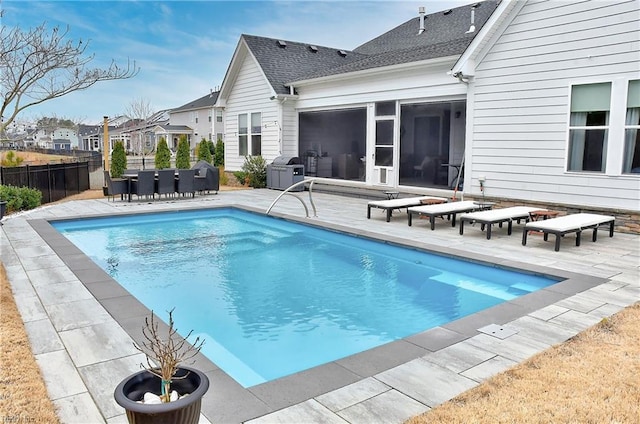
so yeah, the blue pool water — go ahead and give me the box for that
[52,208,557,387]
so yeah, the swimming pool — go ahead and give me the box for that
[52,208,558,387]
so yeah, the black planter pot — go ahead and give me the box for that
[114,366,209,424]
[0,201,6,224]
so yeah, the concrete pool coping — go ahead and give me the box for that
[2,190,638,423]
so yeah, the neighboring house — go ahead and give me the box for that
[170,91,224,150]
[216,0,639,214]
[32,127,80,149]
[78,124,102,151]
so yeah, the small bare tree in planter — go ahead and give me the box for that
[114,309,209,424]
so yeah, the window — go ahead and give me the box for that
[251,112,262,155]
[216,110,223,123]
[623,80,640,174]
[238,114,248,156]
[216,133,223,142]
[568,83,611,172]
[238,113,261,156]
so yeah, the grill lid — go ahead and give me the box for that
[271,156,301,165]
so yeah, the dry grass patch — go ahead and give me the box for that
[408,303,640,423]
[0,264,60,423]
[0,151,70,165]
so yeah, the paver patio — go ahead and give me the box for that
[1,188,638,423]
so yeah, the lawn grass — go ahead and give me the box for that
[408,302,640,423]
[0,264,60,423]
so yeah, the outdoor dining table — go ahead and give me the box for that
[121,169,180,202]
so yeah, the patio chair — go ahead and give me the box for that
[130,170,156,201]
[367,196,448,222]
[103,170,127,201]
[192,161,220,194]
[459,206,542,239]
[176,169,196,198]
[155,169,176,199]
[522,213,615,251]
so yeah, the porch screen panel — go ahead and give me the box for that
[375,120,393,166]
[299,108,366,180]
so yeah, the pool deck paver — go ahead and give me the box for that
[1,189,639,423]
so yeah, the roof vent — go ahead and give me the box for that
[418,6,426,34]
[337,50,347,57]
[277,40,287,48]
[465,4,478,34]
[308,45,318,53]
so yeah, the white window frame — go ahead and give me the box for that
[567,82,611,173]
[623,79,640,174]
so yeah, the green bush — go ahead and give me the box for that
[214,138,224,167]
[196,138,212,163]
[0,151,24,167]
[175,135,191,169]
[110,141,127,178]
[241,155,267,188]
[155,137,171,169]
[0,185,42,213]
[233,171,247,185]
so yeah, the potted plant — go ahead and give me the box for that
[114,309,209,424]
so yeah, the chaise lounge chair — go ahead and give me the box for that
[522,213,615,251]
[458,206,542,239]
[407,200,483,230]
[367,196,447,222]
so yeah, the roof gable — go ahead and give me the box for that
[241,35,368,95]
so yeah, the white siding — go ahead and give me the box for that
[224,55,280,171]
[469,0,640,211]
[295,62,464,110]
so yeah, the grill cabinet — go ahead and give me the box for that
[266,156,304,191]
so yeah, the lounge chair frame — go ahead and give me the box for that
[459,206,541,239]
[367,196,447,222]
[407,200,481,230]
[522,213,615,251]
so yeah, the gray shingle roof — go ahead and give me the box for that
[173,92,219,112]
[354,1,499,55]
[242,35,368,95]
[244,0,499,91]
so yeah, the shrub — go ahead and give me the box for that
[0,185,42,213]
[241,155,267,188]
[0,151,24,167]
[233,171,247,185]
[155,138,171,169]
[219,166,228,186]
[196,138,212,163]
[110,141,127,178]
[175,135,191,169]
[214,138,224,167]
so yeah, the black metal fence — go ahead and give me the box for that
[0,161,91,204]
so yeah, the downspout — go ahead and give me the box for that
[451,72,469,201]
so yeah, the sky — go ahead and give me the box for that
[4,0,472,125]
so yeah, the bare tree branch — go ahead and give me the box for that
[0,22,139,133]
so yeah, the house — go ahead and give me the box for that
[32,126,80,149]
[170,91,224,150]
[217,0,639,215]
